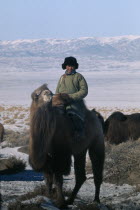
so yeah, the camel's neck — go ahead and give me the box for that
[53,105,66,115]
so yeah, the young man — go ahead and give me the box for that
[55,56,88,139]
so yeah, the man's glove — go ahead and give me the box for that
[60,93,73,104]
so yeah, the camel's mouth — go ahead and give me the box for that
[42,90,53,103]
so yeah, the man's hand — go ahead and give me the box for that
[60,93,73,104]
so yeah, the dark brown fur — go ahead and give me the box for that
[29,84,105,208]
[0,123,4,142]
[91,109,105,133]
[104,111,140,144]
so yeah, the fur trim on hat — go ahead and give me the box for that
[62,56,79,70]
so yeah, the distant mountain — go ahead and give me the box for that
[0,35,140,61]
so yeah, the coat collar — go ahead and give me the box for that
[65,69,76,75]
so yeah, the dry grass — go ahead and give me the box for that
[7,185,48,210]
[18,145,29,154]
[0,105,29,124]
[18,113,25,119]
[1,105,140,210]
[2,129,30,147]
[13,113,19,119]
[93,106,140,120]
[6,106,29,112]
[104,139,140,185]
[0,106,30,146]
[0,156,26,174]
[7,185,101,210]
[8,201,44,210]
[12,113,26,120]
[86,138,140,186]
[3,116,11,121]
[0,106,5,112]
[25,116,30,122]
[4,119,16,124]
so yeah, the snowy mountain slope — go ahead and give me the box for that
[0,35,140,60]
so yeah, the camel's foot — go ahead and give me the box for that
[65,197,74,206]
[93,198,100,204]
[45,189,53,198]
[45,191,51,199]
[53,199,67,209]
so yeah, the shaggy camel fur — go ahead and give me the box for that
[29,84,105,208]
[104,111,140,144]
[91,109,105,132]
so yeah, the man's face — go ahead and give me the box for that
[66,65,75,73]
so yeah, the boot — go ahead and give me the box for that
[68,112,85,141]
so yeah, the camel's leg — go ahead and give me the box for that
[44,172,53,197]
[53,173,66,208]
[88,140,105,203]
[67,149,87,205]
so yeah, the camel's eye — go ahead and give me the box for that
[31,89,42,101]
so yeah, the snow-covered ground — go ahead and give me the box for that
[0,107,140,209]
[1,146,140,209]
[0,61,140,209]
[1,69,140,108]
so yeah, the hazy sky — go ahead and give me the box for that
[0,0,140,40]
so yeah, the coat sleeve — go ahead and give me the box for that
[69,75,88,101]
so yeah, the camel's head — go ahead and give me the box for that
[31,84,53,107]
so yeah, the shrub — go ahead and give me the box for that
[0,156,26,175]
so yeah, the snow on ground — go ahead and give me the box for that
[1,146,140,209]
[0,69,140,107]
[0,67,140,209]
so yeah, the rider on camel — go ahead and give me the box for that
[55,56,88,139]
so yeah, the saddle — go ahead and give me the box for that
[52,94,85,140]
[66,109,85,140]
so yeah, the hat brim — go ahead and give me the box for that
[62,63,79,70]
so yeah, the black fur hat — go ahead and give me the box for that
[62,56,79,70]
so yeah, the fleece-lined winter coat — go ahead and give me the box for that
[55,72,88,118]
